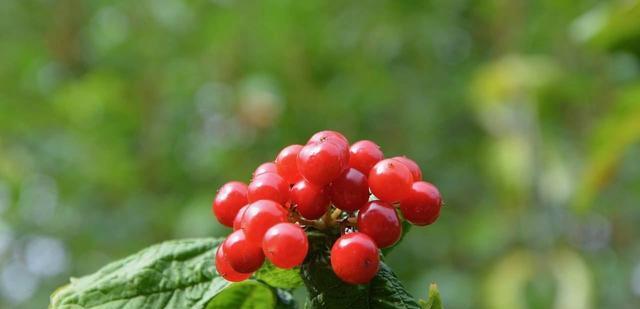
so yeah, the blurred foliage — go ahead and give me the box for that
[1,0,640,308]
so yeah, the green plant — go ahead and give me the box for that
[50,131,444,308]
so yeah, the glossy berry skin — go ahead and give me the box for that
[213,181,249,227]
[308,130,349,146]
[330,232,380,285]
[290,180,330,219]
[222,229,265,273]
[248,172,289,205]
[329,168,370,212]
[262,223,309,269]
[400,181,442,226]
[233,205,249,231]
[275,144,304,184]
[253,162,277,178]
[357,201,402,248]
[349,140,384,175]
[392,156,422,181]
[308,131,350,163]
[215,245,252,282]
[241,200,288,244]
[368,159,413,203]
[297,140,349,186]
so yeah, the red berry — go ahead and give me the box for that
[400,181,442,226]
[349,140,384,175]
[241,200,288,244]
[297,140,349,186]
[222,229,265,273]
[308,130,349,146]
[233,205,249,231]
[368,159,413,202]
[213,181,249,227]
[248,172,289,205]
[254,162,277,178]
[275,144,304,184]
[215,245,252,282]
[329,168,370,212]
[357,201,402,248]
[330,232,380,285]
[392,156,422,181]
[307,130,350,164]
[262,223,309,269]
[290,180,330,219]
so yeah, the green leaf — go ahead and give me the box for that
[255,261,304,289]
[419,284,444,309]
[50,238,228,309]
[301,231,421,309]
[49,238,297,309]
[205,281,278,309]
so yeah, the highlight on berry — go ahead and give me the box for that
[211,130,443,284]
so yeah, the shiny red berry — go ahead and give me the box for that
[262,223,309,269]
[297,140,348,186]
[349,140,384,175]
[215,245,252,282]
[368,159,413,203]
[233,205,249,231]
[290,180,330,219]
[253,162,277,178]
[330,232,380,285]
[329,168,370,212]
[222,229,265,273]
[213,181,249,227]
[392,156,422,181]
[357,200,402,248]
[308,130,349,146]
[241,200,288,244]
[400,181,442,226]
[275,144,304,184]
[248,172,289,205]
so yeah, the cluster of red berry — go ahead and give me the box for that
[212,130,442,285]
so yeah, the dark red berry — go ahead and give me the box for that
[213,181,249,227]
[290,180,330,219]
[392,156,422,181]
[248,172,289,205]
[297,140,348,186]
[400,181,442,226]
[330,232,380,285]
[368,159,413,203]
[215,245,252,282]
[357,200,402,248]
[349,140,384,175]
[275,144,304,184]
[241,200,288,244]
[262,223,309,269]
[253,162,277,178]
[233,205,249,231]
[329,168,370,212]
[222,229,265,273]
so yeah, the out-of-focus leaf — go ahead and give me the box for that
[574,83,640,211]
[583,1,640,54]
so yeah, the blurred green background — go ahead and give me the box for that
[1,0,640,308]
